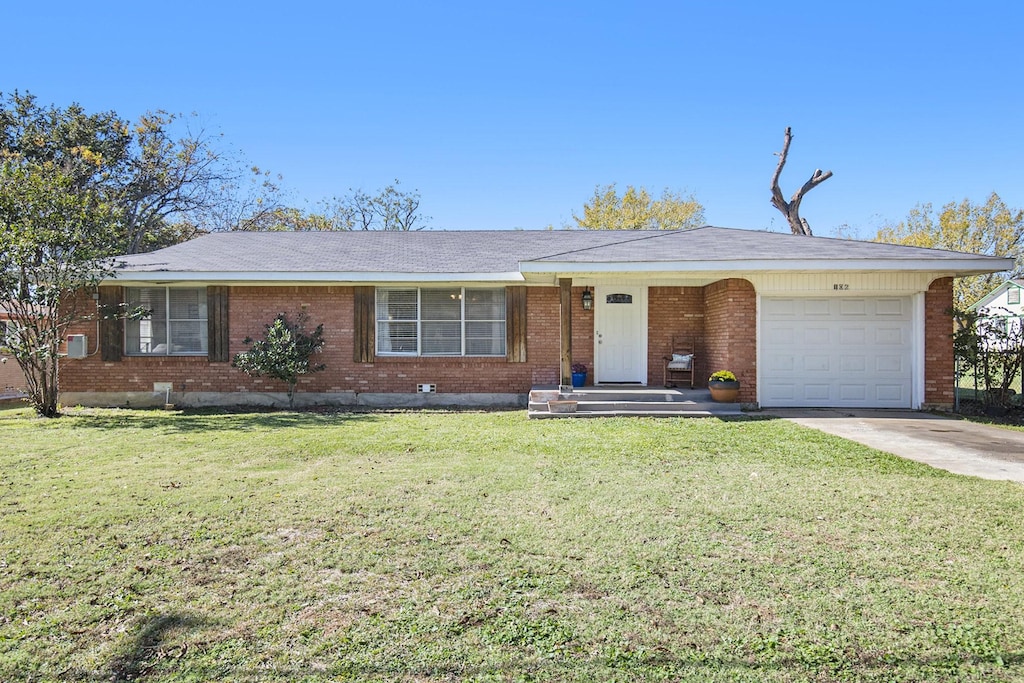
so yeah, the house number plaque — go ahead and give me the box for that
[606,293,633,304]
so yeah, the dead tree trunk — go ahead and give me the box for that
[770,127,833,236]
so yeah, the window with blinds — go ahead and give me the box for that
[376,287,506,356]
[125,287,208,355]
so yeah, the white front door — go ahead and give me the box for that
[595,285,647,384]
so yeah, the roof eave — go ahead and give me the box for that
[519,258,1015,275]
[105,271,527,284]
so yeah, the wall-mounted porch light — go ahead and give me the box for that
[581,287,593,311]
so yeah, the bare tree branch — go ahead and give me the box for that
[770,127,833,236]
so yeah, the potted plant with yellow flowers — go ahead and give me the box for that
[708,370,740,403]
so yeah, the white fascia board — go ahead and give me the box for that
[519,258,1015,275]
[107,271,526,284]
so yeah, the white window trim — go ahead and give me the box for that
[376,287,506,357]
[125,287,209,357]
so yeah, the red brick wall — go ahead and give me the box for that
[703,279,757,403]
[924,277,955,408]
[0,355,24,392]
[647,287,705,384]
[569,287,595,385]
[60,285,568,396]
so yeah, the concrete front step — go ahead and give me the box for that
[559,392,699,403]
[528,405,737,417]
[526,385,744,418]
[529,408,725,418]
[528,400,722,413]
[529,387,701,402]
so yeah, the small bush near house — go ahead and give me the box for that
[232,312,325,408]
[953,307,1024,422]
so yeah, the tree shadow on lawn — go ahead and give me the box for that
[105,611,206,682]
[60,407,386,433]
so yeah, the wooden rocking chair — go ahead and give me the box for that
[663,336,695,388]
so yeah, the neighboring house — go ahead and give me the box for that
[970,279,1024,346]
[58,227,1012,410]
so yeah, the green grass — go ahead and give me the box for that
[958,368,1023,395]
[2,408,1023,682]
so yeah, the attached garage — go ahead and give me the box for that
[760,296,915,408]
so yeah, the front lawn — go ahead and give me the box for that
[1,409,1022,682]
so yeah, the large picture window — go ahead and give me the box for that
[125,287,208,355]
[376,287,506,356]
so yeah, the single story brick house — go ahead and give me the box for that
[59,227,1012,410]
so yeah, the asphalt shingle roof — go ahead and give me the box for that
[112,226,1008,276]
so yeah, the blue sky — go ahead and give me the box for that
[7,1,1023,236]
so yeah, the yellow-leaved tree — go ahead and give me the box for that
[874,193,1023,308]
[573,184,704,231]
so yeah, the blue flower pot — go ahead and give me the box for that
[571,371,586,388]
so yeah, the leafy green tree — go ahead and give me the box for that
[324,179,430,231]
[232,313,326,409]
[573,184,704,230]
[234,206,335,232]
[0,162,119,417]
[235,180,429,233]
[874,193,1023,308]
[1,90,281,254]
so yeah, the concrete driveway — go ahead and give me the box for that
[761,409,1024,483]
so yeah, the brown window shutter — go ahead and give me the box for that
[506,286,527,363]
[353,286,375,363]
[98,286,123,361]
[207,286,230,362]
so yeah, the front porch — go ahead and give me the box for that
[527,385,744,419]
[547,279,758,405]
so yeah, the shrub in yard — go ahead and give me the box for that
[952,306,1024,409]
[232,312,325,409]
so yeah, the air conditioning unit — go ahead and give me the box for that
[66,334,88,359]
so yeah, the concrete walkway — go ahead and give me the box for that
[761,408,1024,483]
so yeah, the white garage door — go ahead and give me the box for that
[761,297,913,408]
